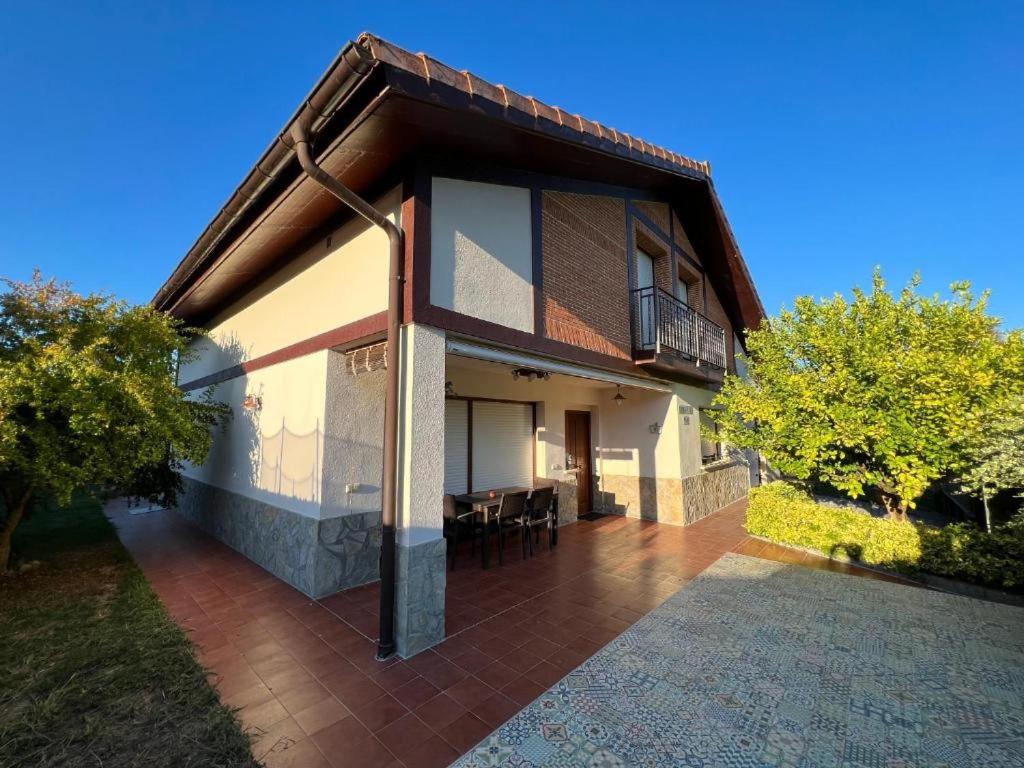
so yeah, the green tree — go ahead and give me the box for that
[711,270,1024,518]
[0,272,228,570]
[959,395,1024,529]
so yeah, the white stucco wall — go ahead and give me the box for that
[596,388,684,482]
[184,351,329,518]
[429,177,534,333]
[178,186,400,383]
[674,382,719,478]
[321,351,385,520]
[396,324,447,546]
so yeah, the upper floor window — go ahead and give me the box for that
[636,247,655,290]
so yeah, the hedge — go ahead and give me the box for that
[746,482,1024,592]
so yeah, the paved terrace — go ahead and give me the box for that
[110,500,916,768]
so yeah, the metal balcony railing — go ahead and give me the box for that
[630,286,727,370]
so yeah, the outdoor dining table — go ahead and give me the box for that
[452,486,557,569]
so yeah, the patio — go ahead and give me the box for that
[110,499,916,768]
[455,553,1024,768]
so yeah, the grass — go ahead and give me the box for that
[0,494,258,768]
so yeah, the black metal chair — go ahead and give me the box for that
[493,491,529,565]
[523,486,555,556]
[443,494,477,570]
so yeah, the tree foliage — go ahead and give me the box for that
[711,270,1024,516]
[0,272,228,569]
[959,395,1024,497]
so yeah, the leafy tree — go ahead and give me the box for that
[959,396,1024,529]
[711,270,1024,519]
[0,272,228,570]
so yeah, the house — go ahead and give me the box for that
[154,33,766,659]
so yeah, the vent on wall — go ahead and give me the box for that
[344,342,387,375]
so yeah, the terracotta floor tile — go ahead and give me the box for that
[322,732,395,768]
[277,680,332,715]
[369,661,418,693]
[450,647,493,674]
[417,658,468,691]
[251,716,308,764]
[412,692,467,732]
[375,712,436,761]
[473,691,522,729]
[437,711,493,753]
[524,661,566,688]
[500,676,547,706]
[475,660,520,691]
[391,675,441,710]
[398,735,460,768]
[293,698,351,736]
[239,696,290,732]
[350,693,408,732]
[259,734,331,768]
[445,675,496,710]
[325,672,387,710]
[499,649,542,673]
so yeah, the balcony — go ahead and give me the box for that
[630,286,727,374]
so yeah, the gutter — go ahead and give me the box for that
[290,123,402,660]
[179,40,401,659]
[152,41,377,313]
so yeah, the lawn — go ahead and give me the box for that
[0,494,258,768]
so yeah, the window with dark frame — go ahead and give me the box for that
[699,409,722,465]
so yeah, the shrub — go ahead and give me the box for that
[746,482,1024,591]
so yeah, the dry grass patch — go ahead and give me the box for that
[0,495,258,768]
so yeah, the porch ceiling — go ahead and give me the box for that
[445,338,671,394]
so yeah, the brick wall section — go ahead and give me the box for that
[672,211,700,263]
[541,191,631,359]
[703,279,736,372]
[635,200,671,235]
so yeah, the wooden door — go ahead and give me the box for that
[565,411,592,515]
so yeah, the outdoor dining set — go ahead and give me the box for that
[443,485,559,569]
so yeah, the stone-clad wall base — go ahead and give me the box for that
[536,477,580,525]
[681,462,750,524]
[394,537,447,658]
[176,477,381,599]
[599,464,749,527]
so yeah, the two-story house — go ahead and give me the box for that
[154,33,766,659]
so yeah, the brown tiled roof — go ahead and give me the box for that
[358,33,712,180]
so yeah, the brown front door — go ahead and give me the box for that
[565,411,592,515]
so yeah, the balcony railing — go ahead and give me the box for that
[630,286,727,370]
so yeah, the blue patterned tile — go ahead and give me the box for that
[450,553,1024,767]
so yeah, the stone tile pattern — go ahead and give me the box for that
[177,476,379,598]
[681,460,749,524]
[455,553,1024,768]
[395,538,447,658]
[601,463,748,526]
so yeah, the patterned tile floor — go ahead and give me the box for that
[454,553,1024,768]
[109,499,922,768]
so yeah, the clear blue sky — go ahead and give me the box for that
[1,2,1021,328]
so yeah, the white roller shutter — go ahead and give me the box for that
[471,401,533,491]
[444,399,469,494]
